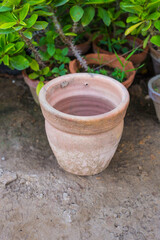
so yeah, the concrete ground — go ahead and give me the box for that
[0,74,160,240]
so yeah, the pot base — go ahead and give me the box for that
[45,120,123,176]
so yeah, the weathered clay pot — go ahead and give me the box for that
[93,35,149,66]
[22,70,48,104]
[39,73,129,176]
[149,44,160,75]
[148,74,160,121]
[69,53,136,88]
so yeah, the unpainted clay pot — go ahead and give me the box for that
[148,74,160,121]
[93,35,149,66]
[149,44,160,75]
[69,53,136,88]
[39,73,129,176]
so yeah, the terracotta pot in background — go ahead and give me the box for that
[93,35,149,66]
[22,70,48,104]
[69,53,136,88]
[39,73,129,176]
[148,74,160,121]
[149,44,160,75]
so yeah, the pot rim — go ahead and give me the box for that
[148,74,160,98]
[39,73,129,122]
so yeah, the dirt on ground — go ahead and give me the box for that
[0,73,160,240]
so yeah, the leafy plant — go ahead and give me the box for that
[120,0,160,48]
[113,49,144,82]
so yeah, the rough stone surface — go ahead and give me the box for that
[0,75,160,240]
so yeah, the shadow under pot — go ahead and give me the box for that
[69,53,136,89]
[148,74,160,122]
[93,35,149,66]
[149,44,160,75]
[39,73,129,176]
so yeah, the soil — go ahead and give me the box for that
[0,72,160,240]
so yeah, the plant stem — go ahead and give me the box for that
[19,32,45,67]
[50,9,88,71]
[72,22,78,33]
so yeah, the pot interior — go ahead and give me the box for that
[53,94,115,116]
[45,74,126,118]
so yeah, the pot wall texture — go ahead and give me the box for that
[39,73,129,175]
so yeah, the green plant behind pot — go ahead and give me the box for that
[120,0,160,48]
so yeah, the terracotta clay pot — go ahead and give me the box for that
[93,35,149,66]
[22,70,48,104]
[39,73,129,176]
[149,44,160,75]
[148,74,160,121]
[69,53,136,88]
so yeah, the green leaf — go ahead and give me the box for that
[63,24,72,32]
[40,76,45,81]
[54,0,69,7]
[0,21,16,29]
[81,7,95,27]
[10,55,30,70]
[120,2,143,14]
[147,0,160,9]
[19,3,30,21]
[126,16,139,23]
[13,26,23,31]
[154,20,160,31]
[32,21,48,30]
[65,32,77,36]
[143,35,150,49]
[47,43,55,56]
[59,64,64,70]
[30,59,39,71]
[148,12,160,20]
[0,5,12,12]
[0,28,14,34]
[52,67,59,73]
[42,67,49,75]
[29,72,39,79]
[114,21,126,28]
[114,50,124,68]
[25,14,38,28]
[85,0,115,3]
[36,81,44,96]
[150,35,160,47]
[0,12,17,29]
[23,30,32,39]
[28,0,45,6]
[125,22,144,36]
[62,47,68,56]
[70,5,84,22]
[3,55,9,66]
[14,41,25,53]
[98,7,111,26]
[4,43,15,53]
[34,10,53,16]
[142,21,152,32]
